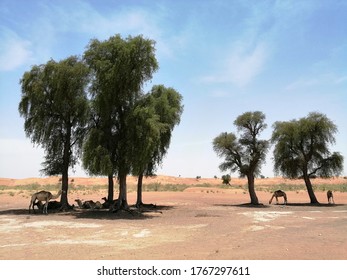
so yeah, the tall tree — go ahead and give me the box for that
[271,112,343,204]
[130,85,183,207]
[19,56,89,209]
[213,111,269,205]
[82,34,158,210]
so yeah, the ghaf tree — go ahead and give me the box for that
[82,34,158,210]
[213,111,269,205]
[19,56,89,209]
[271,112,343,204]
[130,85,183,207]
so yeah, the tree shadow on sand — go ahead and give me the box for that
[214,202,344,208]
[0,205,175,221]
[285,202,344,207]
[214,203,270,208]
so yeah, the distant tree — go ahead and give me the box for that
[221,174,231,185]
[130,85,183,208]
[271,112,344,204]
[82,34,158,210]
[19,56,89,209]
[213,111,269,205]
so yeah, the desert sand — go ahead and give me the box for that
[0,176,346,260]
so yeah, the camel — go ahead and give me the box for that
[101,197,118,209]
[75,199,102,210]
[34,200,62,212]
[327,190,335,204]
[269,190,287,205]
[29,190,62,214]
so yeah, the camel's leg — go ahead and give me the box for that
[269,195,274,204]
[275,196,279,204]
[29,197,36,214]
[28,201,32,214]
[43,200,49,214]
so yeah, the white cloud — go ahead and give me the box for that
[0,28,32,71]
[202,41,269,87]
[58,5,160,38]
[335,75,347,84]
[38,1,175,60]
[285,73,347,91]
[226,41,268,87]
[285,78,321,91]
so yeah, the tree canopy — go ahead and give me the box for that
[19,56,89,208]
[213,111,269,205]
[271,112,344,203]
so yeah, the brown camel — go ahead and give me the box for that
[327,190,335,204]
[29,190,62,214]
[34,200,62,212]
[269,190,287,205]
[101,197,118,209]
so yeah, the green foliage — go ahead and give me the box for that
[221,174,231,185]
[213,111,269,177]
[82,34,159,178]
[271,112,344,179]
[19,56,89,176]
[130,85,183,177]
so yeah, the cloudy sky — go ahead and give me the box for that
[1,0,346,179]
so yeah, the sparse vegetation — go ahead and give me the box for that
[0,178,345,195]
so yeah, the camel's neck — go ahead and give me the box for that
[52,191,61,199]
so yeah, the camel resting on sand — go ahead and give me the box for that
[101,197,118,209]
[29,190,62,214]
[34,200,62,212]
[75,199,102,210]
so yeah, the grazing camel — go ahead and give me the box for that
[327,190,335,204]
[269,190,287,205]
[29,190,62,214]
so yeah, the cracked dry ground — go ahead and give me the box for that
[0,189,346,260]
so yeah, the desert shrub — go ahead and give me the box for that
[221,174,231,185]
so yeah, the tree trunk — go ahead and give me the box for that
[247,173,260,205]
[115,172,129,211]
[303,175,319,204]
[60,134,71,210]
[136,173,144,207]
[107,174,114,202]
[60,167,69,208]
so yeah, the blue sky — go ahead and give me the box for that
[0,0,346,179]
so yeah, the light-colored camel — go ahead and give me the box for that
[75,199,102,210]
[327,190,335,204]
[29,190,62,214]
[269,190,287,205]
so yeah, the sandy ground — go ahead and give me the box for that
[0,176,346,260]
